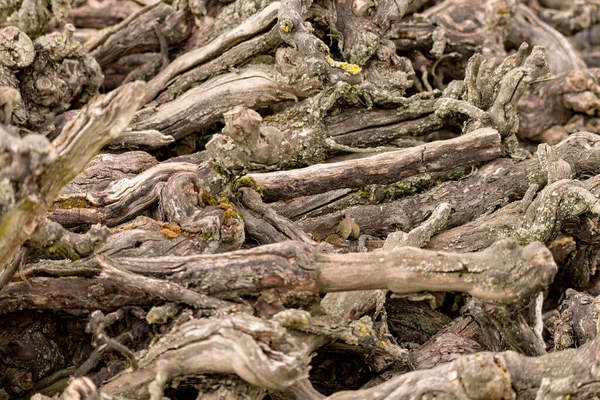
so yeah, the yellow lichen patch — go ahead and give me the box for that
[219,196,235,211]
[115,219,161,233]
[356,321,373,334]
[160,223,182,239]
[326,56,362,75]
[48,245,76,260]
[343,64,361,75]
[280,19,293,33]
[223,208,240,221]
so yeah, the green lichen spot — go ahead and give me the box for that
[358,190,371,199]
[235,177,264,194]
[52,198,92,210]
[48,245,78,260]
[211,162,233,179]
[201,191,218,206]
[324,234,344,245]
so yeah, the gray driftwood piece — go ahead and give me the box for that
[326,334,600,399]
[0,81,146,276]
[1,238,555,315]
[247,127,501,201]
[291,132,600,239]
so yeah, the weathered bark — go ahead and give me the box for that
[2,238,556,318]
[0,0,71,38]
[35,313,600,399]
[49,162,200,227]
[0,24,103,129]
[402,0,585,75]
[154,27,283,106]
[131,66,302,141]
[385,297,453,345]
[427,177,600,252]
[410,316,484,370]
[518,68,600,143]
[547,288,600,350]
[247,127,502,201]
[100,313,312,398]
[142,2,281,104]
[86,1,193,69]
[0,81,145,274]
[326,334,600,399]
[28,218,109,260]
[291,132,600,239]
[72,0,143,30]
[238,187,316,245]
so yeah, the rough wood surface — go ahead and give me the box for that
[247,127,502,201]
[3,0,600,399]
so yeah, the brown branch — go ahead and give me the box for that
[238,187,315,245]
[246,127,502,201]
[100,313,312,397]
[0,81,145,278]
[294,131,600,240]
[1,238,556,316]
[130,66,301,141]
[73,0,143,29]
[548,289,600,350]
[141,2,281,104]
[97,255,244,313]
[28,219,109,260]
[88,2,192,69]
[48,162,199,227]
[154,27,283,105]
[325,334,600,399]
[428,178,600,252]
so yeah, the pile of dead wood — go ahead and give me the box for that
[2,0,600,399]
